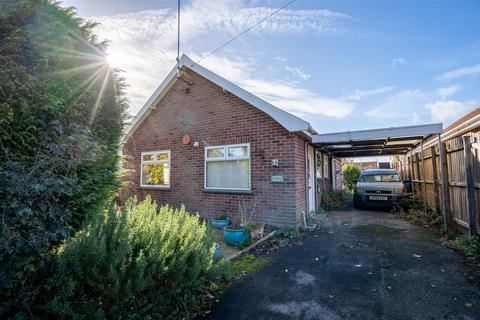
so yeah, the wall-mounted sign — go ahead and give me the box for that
[271,175,284,183]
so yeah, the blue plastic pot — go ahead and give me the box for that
[210,217,230,229]
[223,227,249,246]
[213,242,221,262]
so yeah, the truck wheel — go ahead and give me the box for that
[353,198,362,210]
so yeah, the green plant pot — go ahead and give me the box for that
[213,242,221,262]
[223,227,249,246]
[210,217,230,229]
[304,223,317,231]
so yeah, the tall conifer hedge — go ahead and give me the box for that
[0,0,127,315]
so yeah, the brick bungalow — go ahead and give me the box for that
[121,55,340,226]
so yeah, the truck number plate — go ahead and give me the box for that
[370,196,388,201]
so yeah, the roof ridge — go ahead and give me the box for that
[124,54,315,141]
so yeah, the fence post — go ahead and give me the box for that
[415,152,421,199]
[431,145,440,214]
[438,135,449,231]
[463,135,477,237]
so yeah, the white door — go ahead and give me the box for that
[307,145,316,212]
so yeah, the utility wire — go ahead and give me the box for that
[176,0,180,62]
[190,0,296,67]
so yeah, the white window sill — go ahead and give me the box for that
[139,185,171,190]
[203,188,252,195]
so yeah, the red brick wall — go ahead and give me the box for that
[121,69,307,227]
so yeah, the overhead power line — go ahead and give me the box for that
[190,0,296,67]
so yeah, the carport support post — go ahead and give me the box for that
[438,134,448,231]
[463,135,477,237]
[421,139,427,214]
[407,150,413,186]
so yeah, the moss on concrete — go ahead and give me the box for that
[357,224,398,234]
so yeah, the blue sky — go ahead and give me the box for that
[64,0,479,133]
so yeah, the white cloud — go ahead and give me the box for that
[196,55,353,118]
[285,65,311,80]
[344,86,394,102]
[436,63,480,80]
[366,90,428,119]
[392,57,407,67]
[91,0,350,115]
[424,100,478,124]
[412,112,420,124]
[436,85,462,99]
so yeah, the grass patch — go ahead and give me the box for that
[357,224,398,235]
[226,254,271,277]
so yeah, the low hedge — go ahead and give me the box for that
[42,196,216,319]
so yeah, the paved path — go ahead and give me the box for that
[207,208,480,320]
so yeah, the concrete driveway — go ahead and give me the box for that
[207,208,480,320]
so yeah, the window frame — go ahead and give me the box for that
[140,150,171,189]
[323,154,329,178]
[316,151,324,178]
[204,143,251,191]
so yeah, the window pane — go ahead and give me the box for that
[143,153,154,161]
[157,152,169,161]
[316,152,323,178]
[207,148,225,158]
[382,174,401,182]
[323,155,329,177]
[228,146,248,157]
[142,163,170,186]
[206,160,249,189]
[361,174,381,182]
[360,174,400,182]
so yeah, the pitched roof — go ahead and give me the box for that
[124,54,316,141]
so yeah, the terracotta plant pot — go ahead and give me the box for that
[249,221,265,240]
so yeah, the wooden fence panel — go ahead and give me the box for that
[446,137,468,227]
[397,133,480,233]
[468,133,480,232]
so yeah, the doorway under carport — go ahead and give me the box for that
[309,123,446,227]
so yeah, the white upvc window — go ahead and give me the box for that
[140,150,171,188]
[205,143,250,190]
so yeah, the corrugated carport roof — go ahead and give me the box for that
[311,123,443,157]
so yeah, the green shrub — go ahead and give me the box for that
[455,235,480,261]
[0,0,126,314]
[277,227,304,239]
[394,197,441,227]
[342,163,361,191]
[321,190,346,211]
[42,197,215,319]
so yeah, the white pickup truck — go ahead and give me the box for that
[353,169,408,209]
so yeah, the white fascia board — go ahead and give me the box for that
[180,55,313,133]
[123,54,314,143]
[312,123,443,144]
[123,65,179,143]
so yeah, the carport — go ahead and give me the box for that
[311,123,448,229]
